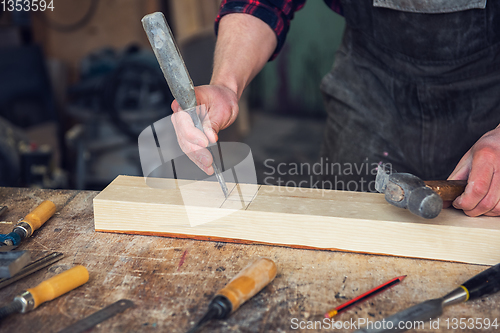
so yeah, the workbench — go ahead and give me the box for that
[0,186,499,332]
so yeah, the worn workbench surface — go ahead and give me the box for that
[0,187,499,333]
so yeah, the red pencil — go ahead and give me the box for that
[325,275,407,318]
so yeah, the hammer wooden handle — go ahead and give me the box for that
[424,180,467,201]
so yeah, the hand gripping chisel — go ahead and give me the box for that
[141,12,229,198]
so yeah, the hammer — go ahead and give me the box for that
[375,165,467,219]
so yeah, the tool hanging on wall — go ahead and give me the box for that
[0,200,56,247]
[186,257,277,333]
[0,265,89,320]
[355,263,500,333]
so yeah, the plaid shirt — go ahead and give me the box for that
[215,0,343,60]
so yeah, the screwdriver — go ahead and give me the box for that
[0,265,89,320]
[355,263,500,333]
[187,257,277,333]
[0,200,56,247]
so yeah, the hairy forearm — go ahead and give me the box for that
[210,13,277,99]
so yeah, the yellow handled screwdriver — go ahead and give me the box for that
[0,265,89,320]
[187,257,277,333]
[0,200,56,247]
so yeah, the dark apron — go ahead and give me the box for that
[320,0,500,191]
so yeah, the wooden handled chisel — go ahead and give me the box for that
[141,12,229,198]
[0,265,89,320]
[355,263,500,333]
[187,257,277,333]
[0,200,56,248]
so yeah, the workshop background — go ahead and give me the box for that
[0,0,345,190]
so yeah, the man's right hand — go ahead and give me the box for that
[169,13,277,174]
[170,84,239,175]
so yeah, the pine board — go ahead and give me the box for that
[93,175,500,265]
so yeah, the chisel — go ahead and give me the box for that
[355,263,500,333]
[187,257,277,333]
[141,12,229,198]
[0,200,56,248]
[0,265,89,320]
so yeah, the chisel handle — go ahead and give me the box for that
[18,200,56,237]
[20,265,89,311]
[462,263,500,301]
[142,12,197,111]
[217,258,277,313]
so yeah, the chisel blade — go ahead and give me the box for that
[354,299,443,333]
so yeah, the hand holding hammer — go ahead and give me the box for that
[375,165,467,219]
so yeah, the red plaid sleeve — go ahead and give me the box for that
[215,0,343,60]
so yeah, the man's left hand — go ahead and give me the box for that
[448,126,500,217]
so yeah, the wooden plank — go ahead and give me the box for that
[93,175,500,265]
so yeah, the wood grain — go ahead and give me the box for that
[94,176,500,265]
[0,186,499,332]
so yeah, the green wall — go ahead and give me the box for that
[250,1,345,117]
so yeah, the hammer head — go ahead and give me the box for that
[376,165,443,219]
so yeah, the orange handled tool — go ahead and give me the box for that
[187,258,277,333]
[0,265,89,319]
[0,200,56,247]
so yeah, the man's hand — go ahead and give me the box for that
[171,84,238,175]
[168,13,276,175]
[448,126,500,217]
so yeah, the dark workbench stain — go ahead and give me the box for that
[0,187,498,332]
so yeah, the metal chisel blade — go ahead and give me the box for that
[212,161,229,198]
[58,299,134,333]
[142,12,229,198]
[354,299,443,333]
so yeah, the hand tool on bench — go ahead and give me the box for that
[325,275,406,319]
[0,249,31,278]
[0,200,56,247]
[354,263,500,333]
[58,299,134,333]
[141,12,229,198]
[187,257,277,333]
[0,206,7,217]
[375,165,466,219]
[0,265,89,320]
[0,252,64,290]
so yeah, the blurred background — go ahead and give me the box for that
[0,0,344,190]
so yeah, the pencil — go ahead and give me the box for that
[324,275,406,318]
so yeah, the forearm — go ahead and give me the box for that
[210,13,277,100]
